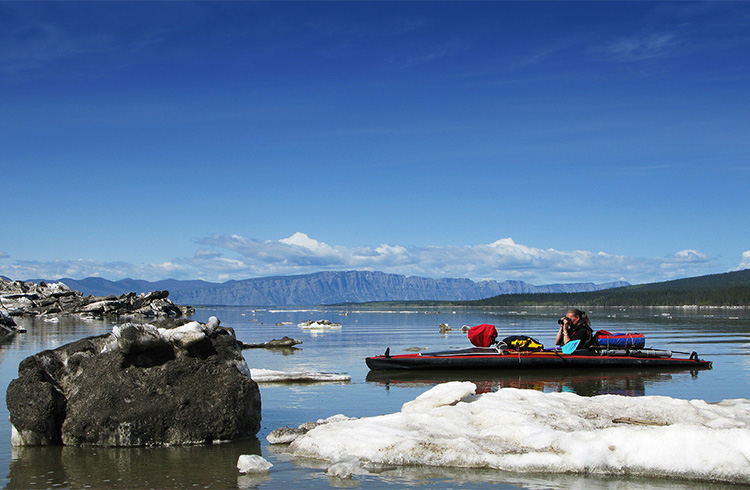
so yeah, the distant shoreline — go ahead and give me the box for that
[323,302,750,309]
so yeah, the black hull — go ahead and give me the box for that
[365,366,709,397]
[366,348,712,371]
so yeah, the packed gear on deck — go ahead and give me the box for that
[501,335,544,351]
[593,330,646,349]
[468,324,497,347]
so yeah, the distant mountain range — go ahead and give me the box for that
[30,271,629,306]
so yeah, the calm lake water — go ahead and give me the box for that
[1,306,749,489]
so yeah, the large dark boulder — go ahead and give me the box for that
[6,317,261,446]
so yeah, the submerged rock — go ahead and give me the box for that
[6,316,261,447]
[240,336,302,349]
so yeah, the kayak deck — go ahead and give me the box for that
[365,347,712,370]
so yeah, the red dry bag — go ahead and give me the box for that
[468,324,497,347]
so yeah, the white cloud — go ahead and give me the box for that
[0,250,9,259]
[280,232,333,252]
[152,262,185,274]
[735,250,750,271]
[0,233,727,285]
[670,249,709,263]
[188,233,720,285]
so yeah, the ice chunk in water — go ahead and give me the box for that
[237,454,272,473]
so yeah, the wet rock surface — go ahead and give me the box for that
[240,336,302,349]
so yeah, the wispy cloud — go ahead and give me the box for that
[593,32,680,62]
[0,18,111,75]
[0,233,734,285]
[0,251,9,260]
[0,4,187,78]
[0,259,186,282]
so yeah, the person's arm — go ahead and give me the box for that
[555,324,570,345]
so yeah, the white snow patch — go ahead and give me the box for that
[287,384,750,484]
[46,282,72,293]
[101,320,224,354]
[237,454,272,473]
[401,381,476,413]
[158,321,206,347]
[250,368,350,384]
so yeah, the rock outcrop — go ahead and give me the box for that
[6,317,261,446]
[0,308,16,330]
[0,278,194,325]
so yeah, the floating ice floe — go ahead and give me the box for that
[326,458,362,479]
[284,382,750,484]
[237,454,272,473]
[298,319,342,330]
[250,368,351,384]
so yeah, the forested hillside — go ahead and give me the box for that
[462,269,750,307]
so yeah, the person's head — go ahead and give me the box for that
[565,308,590,327]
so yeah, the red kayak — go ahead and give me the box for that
[365,346,712,370]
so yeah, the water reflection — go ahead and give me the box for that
[2,306,747,490]
[282,451,748,490]
[6,439,262,489]
[0,331,16,357]
[366,367,708,397]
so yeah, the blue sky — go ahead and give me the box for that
[1,1,748,285]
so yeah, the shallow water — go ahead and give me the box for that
[1,306,748,489]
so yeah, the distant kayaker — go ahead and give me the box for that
[555,308,592,348]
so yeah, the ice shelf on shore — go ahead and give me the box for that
[250,368,351,383]
[284,382,750,484]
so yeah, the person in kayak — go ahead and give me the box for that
[555,308,593,348]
